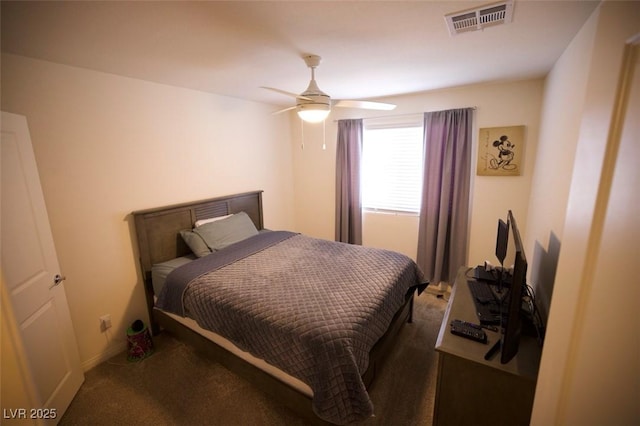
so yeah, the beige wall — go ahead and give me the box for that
[531,1,640,424]
[292,79,543,266]
[1,54,295,368]
[524,2,597,320]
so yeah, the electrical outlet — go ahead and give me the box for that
[99,314,112,332]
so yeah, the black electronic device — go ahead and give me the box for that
[484,340,502,361]
[494,218,511,291]
[467,280,505,325]
[499,210,528,364]
[472,211,530,364]
[450,319,488,343]
[473,218,511,286]
[473,264,498,282]
[496,218,508,264]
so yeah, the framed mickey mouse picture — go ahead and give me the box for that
[477,125,525,176]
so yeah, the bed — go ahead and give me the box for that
[132,190,427,425]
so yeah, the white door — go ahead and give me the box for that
[1,112,83,423]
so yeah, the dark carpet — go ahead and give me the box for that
[59,293,446,426]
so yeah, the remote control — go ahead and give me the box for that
[452,318,499,333]
[450,319,488,343]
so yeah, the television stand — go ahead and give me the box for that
[433,267,542,425]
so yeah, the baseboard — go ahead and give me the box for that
[81,341,127,371]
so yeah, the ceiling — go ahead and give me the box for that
[1,1,600,107]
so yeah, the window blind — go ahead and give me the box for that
[362,118,424,213]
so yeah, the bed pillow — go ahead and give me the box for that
[194,214,234,228]
[179,230,211,257]
[194,211,258,251]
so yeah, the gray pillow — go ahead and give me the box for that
[194,211,258,251]
[179,230,211,257]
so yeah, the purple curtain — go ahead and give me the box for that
[417,108,473,284]
[335,119,363,244]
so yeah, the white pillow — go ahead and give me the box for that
[194,214,234,227]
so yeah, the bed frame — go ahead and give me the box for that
[131,190,416,424]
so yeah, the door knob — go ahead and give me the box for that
[50,274,66,289]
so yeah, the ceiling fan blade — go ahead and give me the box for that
[334,100,397,111]
[261,86,312,101]
[271,106,297,115]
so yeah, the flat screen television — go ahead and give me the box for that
[500,210,527,364]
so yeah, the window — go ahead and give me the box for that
[361,116,424,213]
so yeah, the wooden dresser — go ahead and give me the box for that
[433,267,542,426]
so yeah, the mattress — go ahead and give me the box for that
[151,255,195,296]
[157,307,313,396]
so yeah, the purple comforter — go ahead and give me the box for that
[157,231,424,424]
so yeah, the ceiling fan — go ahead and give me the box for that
[262,54,396,123]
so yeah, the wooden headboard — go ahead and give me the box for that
[132,190,263,326]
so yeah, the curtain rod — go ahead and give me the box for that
[332,106,477,123]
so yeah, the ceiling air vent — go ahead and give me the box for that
[445,0,514,36]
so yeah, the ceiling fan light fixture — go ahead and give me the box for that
[262,54,397,121]
[297,104,331,123]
